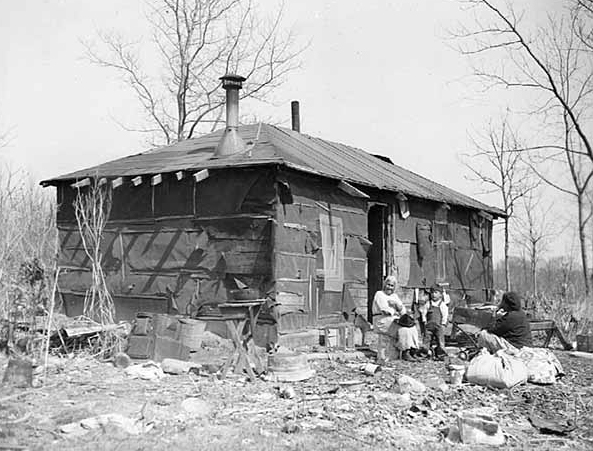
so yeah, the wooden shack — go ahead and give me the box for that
[42,76,503,345]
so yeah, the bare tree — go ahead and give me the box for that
[453,0,593,293]
[462,115,536,290]
[84,0,304,145]
[528,112,593,293]
[513,190,556,296]
[574,1,593,49]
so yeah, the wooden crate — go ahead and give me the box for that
[577,334,593,352]
[322,324,356,350]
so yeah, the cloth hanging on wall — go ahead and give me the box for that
[416,222,432,264]
[469,212,481,248]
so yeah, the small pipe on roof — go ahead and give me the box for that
[291,101,300,132]
[214,74,247,157]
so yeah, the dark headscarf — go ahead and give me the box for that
[398,313,416,328]
[501,291,522,311]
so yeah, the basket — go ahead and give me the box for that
[178,318,207,351]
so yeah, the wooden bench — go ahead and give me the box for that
[529,320,572,350]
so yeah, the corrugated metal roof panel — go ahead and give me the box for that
[42,123,504,215]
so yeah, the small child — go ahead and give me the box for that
[396,313,420,361]
[412,289,430,339]
[425,285,449,359]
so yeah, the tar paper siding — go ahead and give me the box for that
[56,167,276,320]
[272,170,369,332]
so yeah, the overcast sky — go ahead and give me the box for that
[0,0,574,262]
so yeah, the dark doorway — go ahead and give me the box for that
[367,204,386,320]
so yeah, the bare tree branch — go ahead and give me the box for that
[84,0,305,145]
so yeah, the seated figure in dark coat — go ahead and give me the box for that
[478,291,532,353]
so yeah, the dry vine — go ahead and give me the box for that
[73,179,121,356]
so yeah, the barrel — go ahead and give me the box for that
[178,318,207,351]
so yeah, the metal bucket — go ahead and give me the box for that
[178,319,207,351]
[449,364,466,386]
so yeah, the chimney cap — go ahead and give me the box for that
[220,74,246,89]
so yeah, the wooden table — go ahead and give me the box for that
[217,300,266,381]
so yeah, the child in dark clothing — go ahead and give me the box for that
[425,285,449,359]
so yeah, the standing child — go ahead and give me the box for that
[412,288,430,339]
[425,285,449,359]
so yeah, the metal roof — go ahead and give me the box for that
[42,123,504,216]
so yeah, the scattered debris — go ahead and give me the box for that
[568,351,593,360]
[338,379,365,389]
[60,413,152,436]
[113,352,132,369]
[455,409,505,446]
[529,413,577,436]
[160,358,201,375]
[424,376,449,392]
[180,398,213,418]
[396,374,426,394]
[281,420,301,434]
[124,362,164,380]
[278,386,296,399]
[1,341,592,449]
[201,363,221,374]
[361,363,381,375]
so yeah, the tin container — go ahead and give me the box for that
[449,364,466,386]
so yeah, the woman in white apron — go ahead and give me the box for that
[372,275,406,362]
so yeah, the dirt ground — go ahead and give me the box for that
[1,345,593,451]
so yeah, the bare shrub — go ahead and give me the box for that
[0,162,57,354]
[73,178,114,325]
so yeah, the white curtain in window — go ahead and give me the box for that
[319,213,344,292]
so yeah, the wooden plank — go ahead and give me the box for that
[529,320,555,331]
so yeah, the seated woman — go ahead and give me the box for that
[372,275,406,362]
[478,291,532,353]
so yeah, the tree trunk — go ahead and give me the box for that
[504,216,510,291]
[577,196,590,295]
[531,243,537,296]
